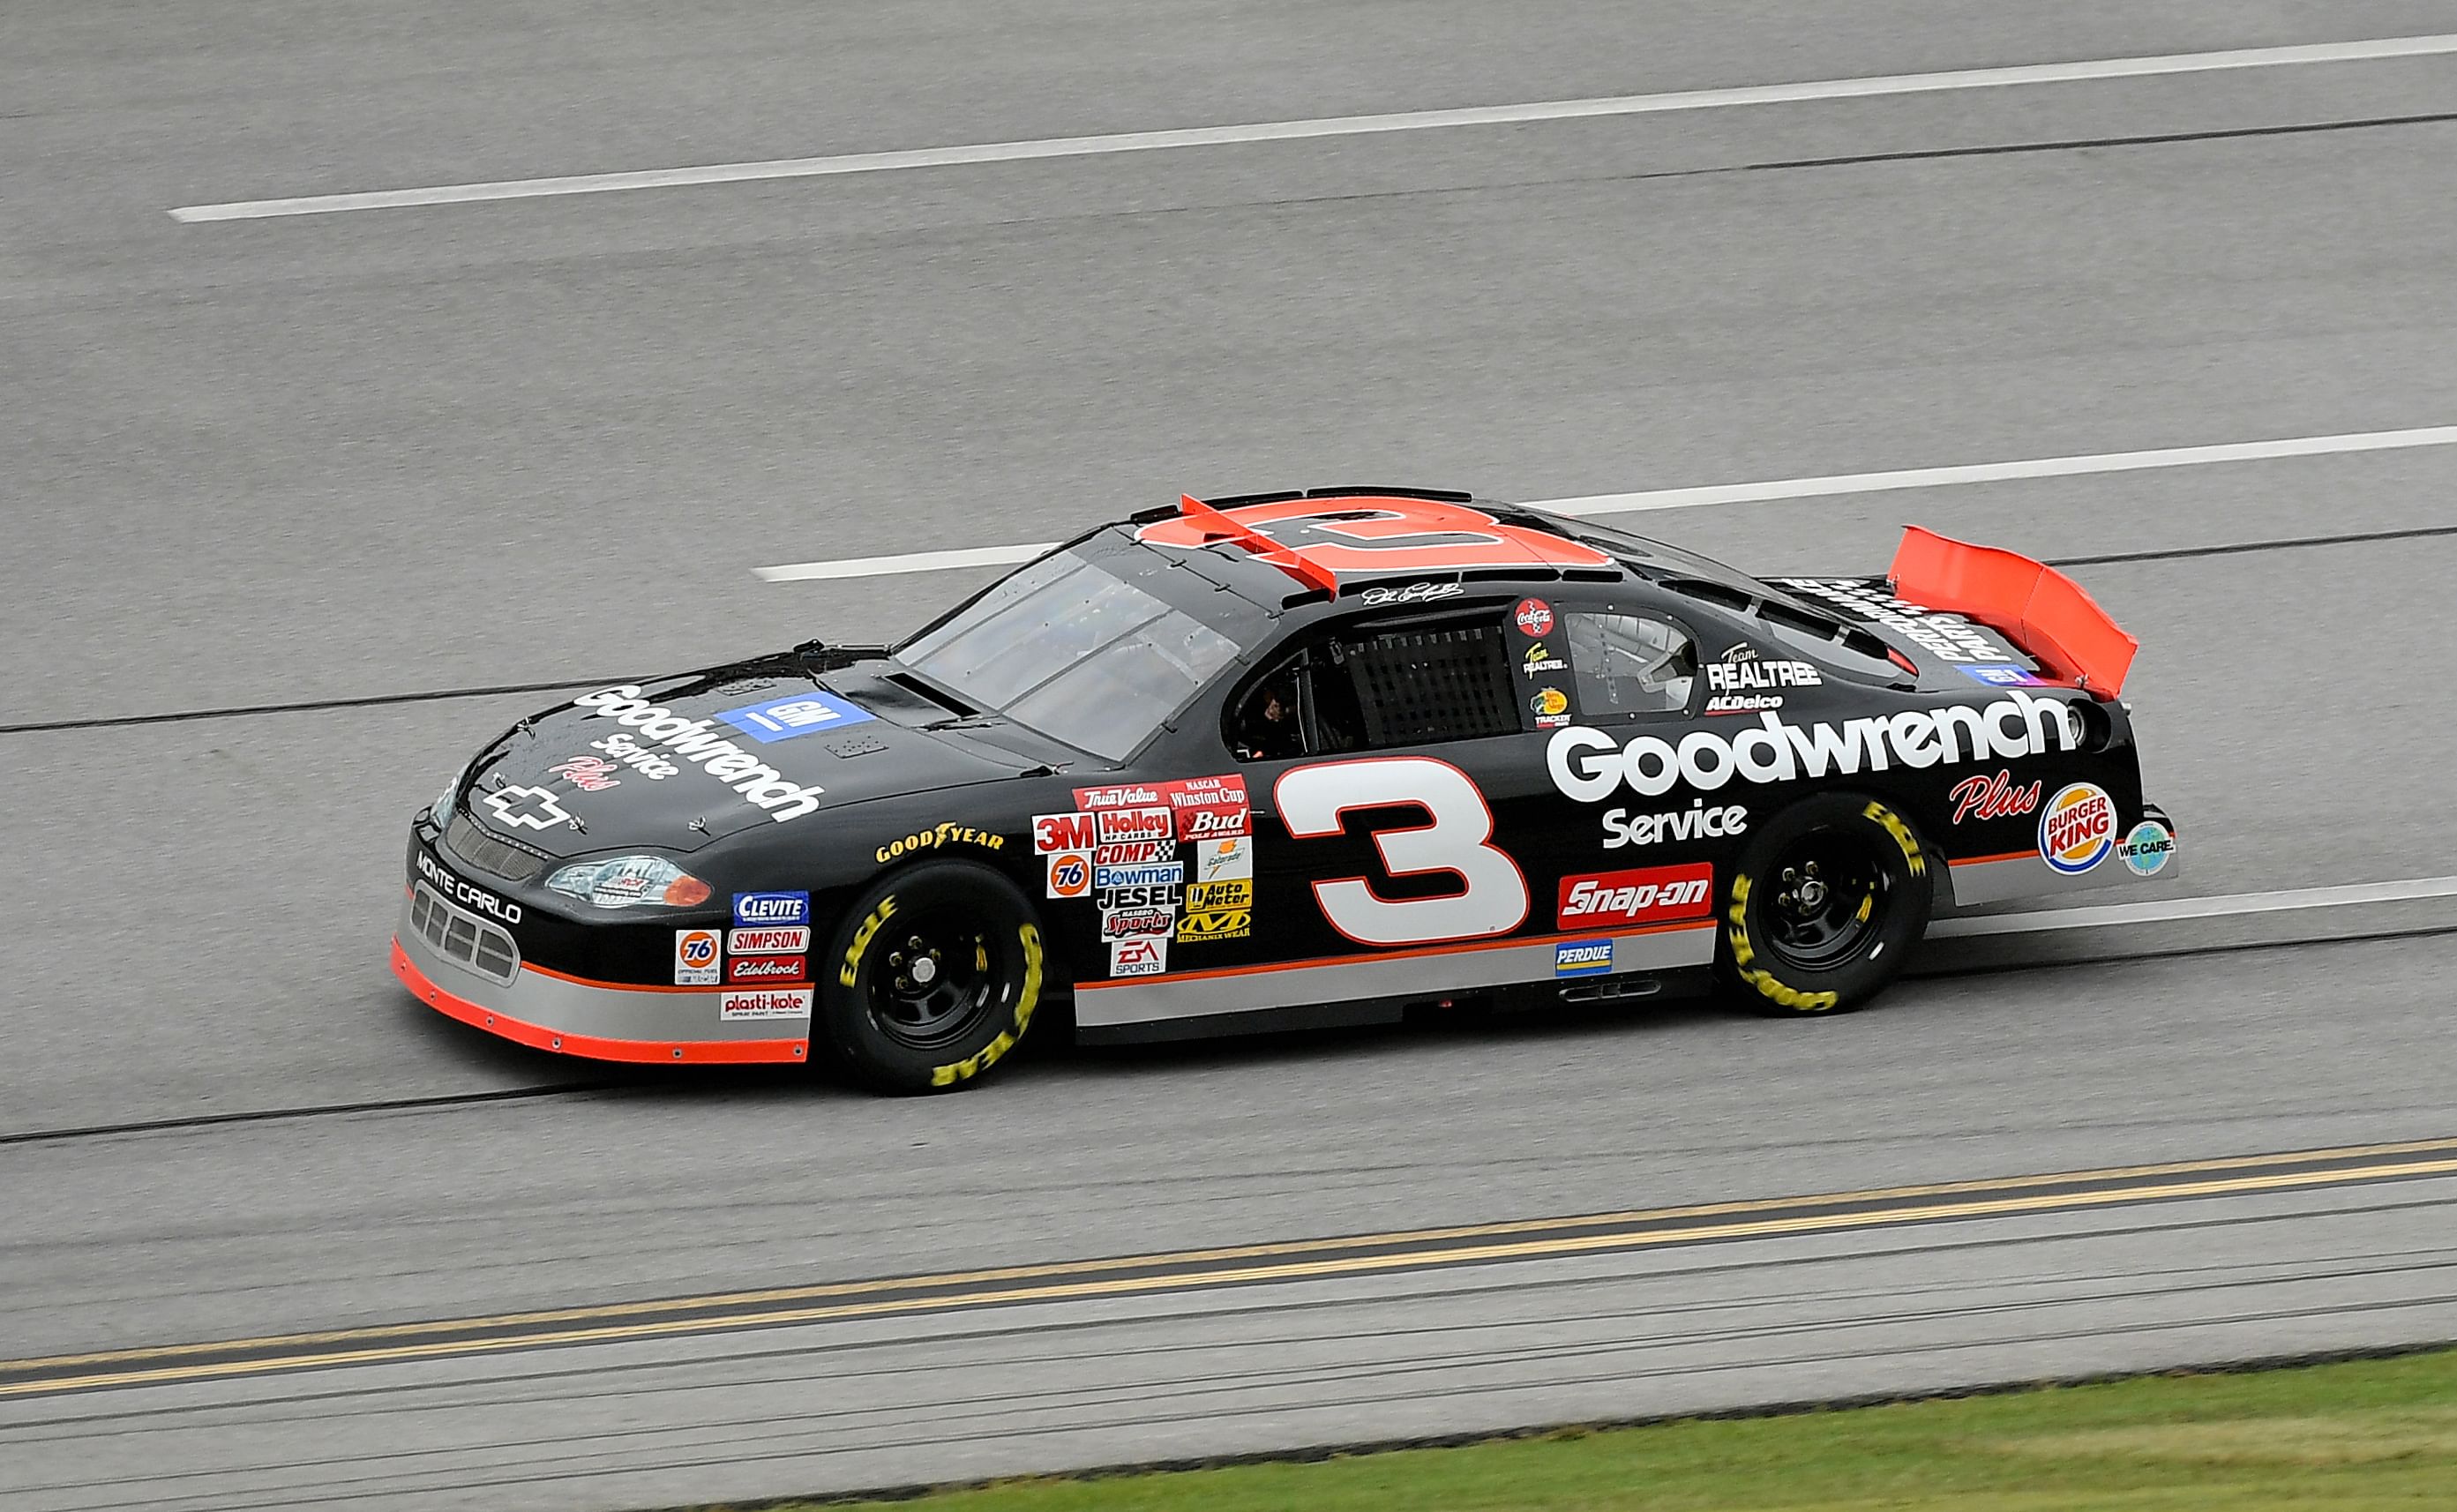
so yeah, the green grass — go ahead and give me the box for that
[796,1348,2457,1511]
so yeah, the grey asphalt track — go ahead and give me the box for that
[4,3,2456,1507]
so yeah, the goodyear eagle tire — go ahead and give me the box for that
[1718,793,1932,1016]
[820,860,1046,1095]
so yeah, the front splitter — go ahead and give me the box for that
[390,939,807,1065]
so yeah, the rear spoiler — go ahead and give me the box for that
[1887,527,2139,696]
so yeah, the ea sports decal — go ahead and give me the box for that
[1513,598,1554,637]
[2038,782,2117,874]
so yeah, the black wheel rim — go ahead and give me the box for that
[1757,825,1890,973]
[866,908,1004,1052]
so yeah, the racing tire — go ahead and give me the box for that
[818,860,1047,1095]
[1717,792,1932,1016]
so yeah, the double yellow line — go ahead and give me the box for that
[8,1136,2453,1400]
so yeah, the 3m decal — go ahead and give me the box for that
[733,891,811,928]
[1358,580,1464,606]
[726,954,807,984]
[727,925,809,954]
[1135,496,1614,575]
[1275,757,1529,947]
[2119,819,2175,876]
[570,686,826,822]
[1109,936,1167,977]
[1097,806,1174,844]
[1601,801,1747,849]
[1513,598,1554,637]
[720,986,813,1021]
[1523,641,1565,674]
[1949,769,2042,824]
[1558,863,1716,928]
[1033,812,1097,854]
[1549,692,2079,802]
[1957,663,2048,687]
[1194,836,1254,882]
[2039,782,2117,874]
[715,691,877,742]
[1554,939,1614,977]
[1045,853,1092,899]
[1100,908,1174,939]
[1093,840,1173,865]
[546,755,622,791]
[873,823,1008,864]
[1772,580,2024,664]
[479,785,574,832]
[1704,660,1820,692]
[1187,878,1252,912]
[673,928,722,985]
[416,851,522,924]
[1178,908,1252,942]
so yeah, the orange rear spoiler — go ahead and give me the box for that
[1888,527,2139,695]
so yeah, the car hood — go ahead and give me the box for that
[454,655,1044,857]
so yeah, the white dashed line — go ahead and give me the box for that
[1931,876,2457,938]
[749,423,2457,583]
[170,34,2457,221]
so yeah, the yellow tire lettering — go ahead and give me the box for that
[1862,799,1926,877]
[1726,869,1839,1013]
[930,924,1045,1087]
[839,896,896,987]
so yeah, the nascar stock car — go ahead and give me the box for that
[394,488,2176,1093]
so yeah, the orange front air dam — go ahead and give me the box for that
[391,939,807,1064]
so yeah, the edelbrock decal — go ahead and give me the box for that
[572,686,826,821]
[1548,691,2079,803]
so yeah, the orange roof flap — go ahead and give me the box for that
[1179,494,1339,594]
[1887,526,2139,695]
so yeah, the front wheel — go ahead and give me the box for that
[1719,793,1932,1016]
[819,860,1047,1094]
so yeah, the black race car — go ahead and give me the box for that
[394,489,2176,1092]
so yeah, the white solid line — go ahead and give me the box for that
[747,423,2457,582]
[1930,876,2457,938]
[169,34,2457,221]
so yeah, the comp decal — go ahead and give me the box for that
[2039,782,2117,874]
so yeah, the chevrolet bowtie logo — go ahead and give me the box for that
[481,784,575,831]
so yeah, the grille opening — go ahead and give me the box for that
[410,884,521,986]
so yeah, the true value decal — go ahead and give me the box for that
[570,686,826,821]
[1549,690,2080,802]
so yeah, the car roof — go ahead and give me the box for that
[1106,488,1775,615]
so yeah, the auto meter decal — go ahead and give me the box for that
[1513,598,1554,637]
[673,929,722,985]
[2038,782,2117,874]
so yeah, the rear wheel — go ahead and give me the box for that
[1719,793,1932,1015]
[819,861,1046,1093]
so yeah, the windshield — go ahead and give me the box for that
[896,549,1255,760]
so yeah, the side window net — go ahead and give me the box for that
[1566,612,1697,716]
[1345,624,1520,747]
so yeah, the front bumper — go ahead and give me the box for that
[392,888,807,1065]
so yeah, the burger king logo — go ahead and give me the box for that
[2038,782,2116,875]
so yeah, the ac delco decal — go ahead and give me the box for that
[1097,806,1173,844]
[1555,862,1716,928]
[726,954,808,984]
